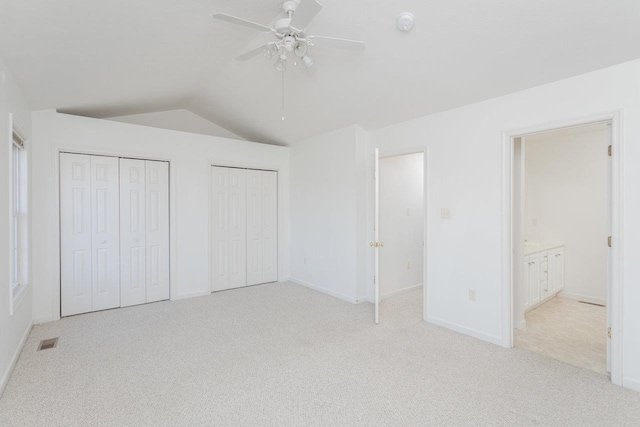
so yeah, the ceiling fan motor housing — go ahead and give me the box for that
[282,0,300,15]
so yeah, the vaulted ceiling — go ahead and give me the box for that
[1,0,640,145]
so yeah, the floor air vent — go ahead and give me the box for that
[38,338,59,351]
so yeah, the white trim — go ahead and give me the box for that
[622,377,640,393]
[33,316,54,325]
[173,290,211,301]
[426,315,503,346]
[558,292,607,306]
[289,279,359,304]
[381,284,423,300]
[0,321,32,397]
[501,110,624,387]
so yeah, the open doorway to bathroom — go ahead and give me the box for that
[512,123,611,375]
[378,152,425,323]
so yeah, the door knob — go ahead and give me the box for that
[133,238,139,243]
[100,239,106,244]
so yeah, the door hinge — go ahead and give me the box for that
[373,276,376,284]
[608,145,612,156]
[607,327,612,338]
[608,236,612,247]
[373,223,376,231]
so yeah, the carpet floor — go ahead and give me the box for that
[1,282,639,426]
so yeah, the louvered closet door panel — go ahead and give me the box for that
[60,153,93,316]
[261,171,278,283]
[211,167,230,292]
[145,160,170,302]
[90,155,120,311]
[228,168,247,289]
[246,169,263,286]
[120,159,147,307]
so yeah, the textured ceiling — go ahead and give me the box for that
[1,0,640,145]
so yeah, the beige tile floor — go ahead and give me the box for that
[515,296,608,375]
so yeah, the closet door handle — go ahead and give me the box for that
[133,238,140,243]
[100,239,107,244]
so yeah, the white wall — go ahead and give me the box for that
[0,59,32,394]
[525,125,609,304]
[289,125,369,303]
[379,153,424,297]
[367,59,640,390]
[107,109,243,141]
[30,111,290,323]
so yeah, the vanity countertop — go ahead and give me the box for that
[524,242,564,256]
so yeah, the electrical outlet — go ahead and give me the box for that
[407,260,411,269]
[303,256,307,265]
[469,289,477,301]
[441,208,452,219]
[406,207,411,216]
[532,219,538,227]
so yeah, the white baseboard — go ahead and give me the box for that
[0,321,32,397]
[173,290,211,301]
[515,319,527,330]
[33,316,55,325]
[381,284,423,300]
[558,292,606,306]
[356,296,373,304]
[426,315,503,346]
[623,377,640,392]
[289,279,358,304]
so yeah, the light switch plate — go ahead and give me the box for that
[469,289,477,301]
[441,208,452,219]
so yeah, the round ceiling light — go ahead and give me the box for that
[396,12,415,32]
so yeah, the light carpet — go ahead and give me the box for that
[1,282,639,426]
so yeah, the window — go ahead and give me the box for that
[10,126,27,312]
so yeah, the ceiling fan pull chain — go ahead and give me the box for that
[281,67,286,121]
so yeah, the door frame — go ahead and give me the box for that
[376,147,429,322]
[54,148,175,320]
[208,162,280,294]
[501,111,624,386]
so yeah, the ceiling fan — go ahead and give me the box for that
[213,0,365,70]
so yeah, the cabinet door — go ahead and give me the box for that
[90,155,120,311]
[523,257,531,308]
[529,257,541,305]
[547,252,557,294]
[145,160,170,303]
[120,159,147,307]
[554,248,564,290]
[60,153,93,316]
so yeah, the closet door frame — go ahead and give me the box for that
[209,163,279,293]
[56,149,174,319]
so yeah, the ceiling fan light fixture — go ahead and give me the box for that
[262,45,274,60]
[396,12,415,32]
[293,42,308,58]
[274,55,287,72]
[302,55,314,68]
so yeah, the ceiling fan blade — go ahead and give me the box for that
[308,35,365,51]
[290,0,323,31]
[212,13,274,33]
[235,46,266,61]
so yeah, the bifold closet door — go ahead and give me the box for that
[120,158,170,307]
[145,160,170,303]
[60,153,120,316]
[211,166,247,291]
[247,170,278,286]
[120,159,147,307]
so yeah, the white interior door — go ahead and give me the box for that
[374,148,380,324]
[60,153,93,316]
[606,126,612,373]
[228,168,248,288]
[145,160,170,302]
[211,166,247,291]
[246,169,278,286]
[120,158,147,307]
[90,155,120,311]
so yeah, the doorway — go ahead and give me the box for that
[377,152,425,323]
[509,121,615,377]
